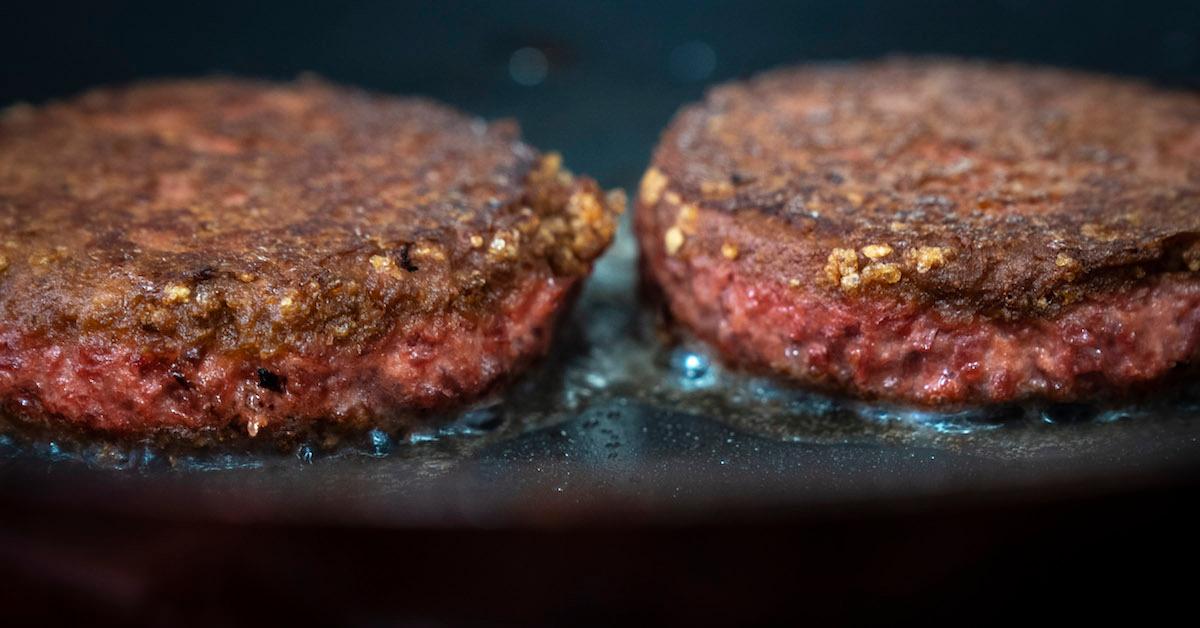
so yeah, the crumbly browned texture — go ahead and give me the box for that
[646,57,1200,317]
[0,78,620,358]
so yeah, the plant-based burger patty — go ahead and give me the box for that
[637,58,1200,406]
[0,78,622,441]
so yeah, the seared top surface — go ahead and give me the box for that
[0,78,618,355]
[650,58,1200,316]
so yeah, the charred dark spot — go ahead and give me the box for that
[825,171,845,185]
[169,368,192,389]
[189,266,218,282]
[256,367,285,393]
[730,171,756,186]
[397,244,419,273]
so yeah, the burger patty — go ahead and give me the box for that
[637,58,1200,406]
[0,78,621,440]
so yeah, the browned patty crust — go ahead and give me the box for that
[638,58,1200,405]
[0,78,621,439]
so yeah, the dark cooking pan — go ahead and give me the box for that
[2,1,1198,625]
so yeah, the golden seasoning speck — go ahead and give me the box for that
[369,254,391,271]
[163,284,192,303]
[0,254,7,273]
[639,167,669,205]
[470,234,484,248]
[664,226,685,256]
[1055,253,1077,268]
[861,262,902,285]
[276,290,302,316]
[700,179,734,198]
[908,246,948,273]
[825,248,860,290]
[237,272,257,283]
[413,244,445,261]
[676,204,699,234]
[487,231,521,260]
[788,278,802,288]
[861,244,893,260]
[721,242,740,260]
[567,191,602,223]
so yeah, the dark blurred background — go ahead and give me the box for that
[3,0,1198,190]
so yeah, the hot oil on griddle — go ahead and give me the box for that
[2,218,1199,471]
[535,219,1200,463]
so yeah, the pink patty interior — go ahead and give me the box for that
[0,275,573,436]
[644,241,1200,406]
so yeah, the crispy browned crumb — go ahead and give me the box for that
[825,248,860,291]
[664,226,685,256]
